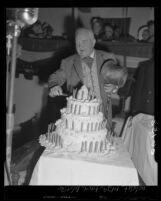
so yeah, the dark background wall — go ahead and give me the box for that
[38,7,154,38]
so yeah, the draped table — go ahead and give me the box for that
[121,113,158,185]
[29,138,139,185]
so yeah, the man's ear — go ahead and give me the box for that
[93,38,96,47]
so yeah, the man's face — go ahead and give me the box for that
[105,26,113,39]
[75,32,95,58]
[93,22,102,35]
[114,28,121,39]
[142,30,149,40]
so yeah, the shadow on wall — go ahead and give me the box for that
[63,15,75,42]
[34,44,76,84]
[76,17,84,29]
[63,15,84,42]
[16,44,76,85]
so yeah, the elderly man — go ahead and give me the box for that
[48,28,117,128]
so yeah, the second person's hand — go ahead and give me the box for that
[49,85,63,97]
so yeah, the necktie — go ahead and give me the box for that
[82,57,94,68]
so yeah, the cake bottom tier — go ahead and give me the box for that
[45,132,112,153]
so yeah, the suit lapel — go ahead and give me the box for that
[96,51,103,91]
[95,50,103,73]
[73,55,83,82]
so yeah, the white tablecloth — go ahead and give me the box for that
[121,113,158,185]
[29,138,139,185]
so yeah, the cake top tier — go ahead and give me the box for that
[73,85,96,101]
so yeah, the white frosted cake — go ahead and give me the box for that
[39,85,115,154]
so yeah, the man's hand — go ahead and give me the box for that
[49,86,63,97]
[104,84,118,97]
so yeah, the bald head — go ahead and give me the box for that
[75,28,95,40]
[75,28,96,58]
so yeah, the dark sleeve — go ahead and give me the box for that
[48,59,67,89]
[130,63,145,115]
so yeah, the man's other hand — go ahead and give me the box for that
[49,86,63,97]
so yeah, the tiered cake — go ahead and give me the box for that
[40,85,114,154]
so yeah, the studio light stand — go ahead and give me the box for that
[6,23,20,185]
[5,8,38,185]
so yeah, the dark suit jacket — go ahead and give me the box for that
[130,59,154,116]
[48,49,117,128]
